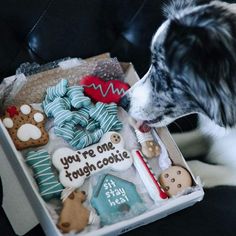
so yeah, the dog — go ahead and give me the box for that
[120,0,236,188]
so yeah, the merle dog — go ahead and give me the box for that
[120,0,236,187]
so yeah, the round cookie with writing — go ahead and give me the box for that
[52,132,133,188]
[159,165,193,197]
[1,104,49,150]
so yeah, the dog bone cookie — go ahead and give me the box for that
[58,190,95,233]
[69,129,104,150]
[46,78,68,101]
[91,174,146,225]
[132,150,168,203]
[159,165,193,197]
[79,75,130,104]
[89,102,123,132]
[25,150,64,201]
[1,104,49,150]
[67,86,91,109]
[44,97,73,127]
[71,107,90,127]
[52,132,133,188]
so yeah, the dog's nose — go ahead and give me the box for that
[119,94,130,111]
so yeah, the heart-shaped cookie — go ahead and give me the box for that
[79,75,130,104]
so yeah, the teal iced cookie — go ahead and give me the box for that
[25,150,64,201]
[91,174,146,225]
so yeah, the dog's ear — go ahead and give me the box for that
[163,0,208,18]
[163,3,236,87]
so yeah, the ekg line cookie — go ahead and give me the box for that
[1,104,49,150]
[25,150,64,201]
[79,75,130,104]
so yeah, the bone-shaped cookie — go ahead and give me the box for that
[52,132,133,188]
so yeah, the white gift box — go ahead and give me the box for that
[0,58,204,236]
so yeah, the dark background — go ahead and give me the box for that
[0,0,236,235]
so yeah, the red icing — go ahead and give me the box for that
[79,75,130,104]
[6,106,19,118]
[139,123,151,133]
[136,150,168,199]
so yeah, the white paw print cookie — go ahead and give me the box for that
[1,104,49,150]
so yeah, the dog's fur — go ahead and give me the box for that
[120,0,236,187]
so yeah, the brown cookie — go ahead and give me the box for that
[159,166,193,197]
[57,190,90,233]
[1,104,49,150]
[141,140,161,159]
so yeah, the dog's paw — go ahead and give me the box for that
[187,160,236,187]
[2,104,49,150]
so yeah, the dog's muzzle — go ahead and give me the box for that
[119,94,130,111]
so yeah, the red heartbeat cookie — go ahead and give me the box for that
[79,75,130,104]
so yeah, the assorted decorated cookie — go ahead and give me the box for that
[58,190,93,233]
[52,132,133,188]
[159,165,193,197]
[25,149,64,201]
[91,174,146,225]
[79,75,130,104]
[1,104,49,150]
[0,63,197,234]
[132,150,168,203]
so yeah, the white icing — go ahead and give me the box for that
[3,118,14,128]
[52,132,133,188]
[17,124,42,141]
[20,104,31,115]
[34,113,44,122]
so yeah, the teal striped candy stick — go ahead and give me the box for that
[67,86,91,109]
[46,79,68,101]
[44,97,73,127]
[25,150,64,201]
[90,102,123,133]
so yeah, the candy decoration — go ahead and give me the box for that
[132,150,168,203]
[79,75,130,104]
[6,106,19,117]
[25,150,64,201]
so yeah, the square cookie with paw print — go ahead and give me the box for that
[1,104,49,150]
